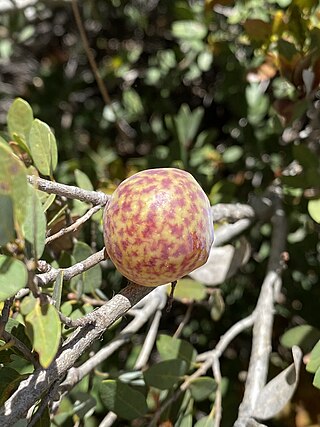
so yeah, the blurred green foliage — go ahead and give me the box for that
[0,0,320,425]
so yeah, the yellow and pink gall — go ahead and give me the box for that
[103,168,214,287]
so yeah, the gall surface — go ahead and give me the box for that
[103,168,214,287]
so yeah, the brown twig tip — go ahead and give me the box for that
[166,281,177,313]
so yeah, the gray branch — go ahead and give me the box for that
[27,175,109,206]
[37,248,106,286]
[234,190,287,426]
[0,283,153,426]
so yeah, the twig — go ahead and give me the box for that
[212,356,222,427]
[1,331,40,368]
[99,412,117,427]
[37,248,106,285]
[27,175,109,205]
[46,204,103,244]
[27,381,60,427]
[213,219,252,247]
[211,204,255,223]
[235,190,287,425]
[173,303,193,339]
[134,307,164,370]
[0,283,154,426]
[60,287,166,391]
[0,298,13,336]
[98,289,167,427]
[149,313,256,426]
[71,0,136,139]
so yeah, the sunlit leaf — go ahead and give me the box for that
[29,119,58,176]
[280,325,320,353]
[307,340,320,373]
[172,20,207,40]
[157,334,197,368]
[171,279,207,302]
[0,142,28,230]
[7,98,33,145]
[194,415,215,427]
[75,169,93,191]
[25,300,61,368]
[308,198,320,223]
[22,184,47,258]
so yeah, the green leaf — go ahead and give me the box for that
[0,256,28,301]
[308,199,320,223]
[7,98,33,145]
[157,334,197,368]
[5,317,32,350]
[280,325,320,353]
[0,142,28,229]
[29,119,58,176]
[70,242,102,293]
[194,415,215,427]
[174,104,204,148]
[313,366,320,389]
[0,367,27,406]
[307,340,320,373]
[25,300,61,368]
[172,279,207,302]
[179,414,193,427]
[100,380,148,420]
[189,377,217,401]
[223,146,243,163]
[143,359,187,390]
[20,294,37,315]
[75,169,94,191]
[42,193,56,212]
[172,20,207,40]
[22,184,47,258]
[0,195,15,245]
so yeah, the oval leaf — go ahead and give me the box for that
[252,346,302,420]
[308,198,320,223]
[7,98,33,144]
[143,359,187,390]
[306,340,320,373]
[172,20,207,40]
[312,366,320,389]
[0,142,28,228]
[171,279,207,302]
[0,256,28,301]
[194,416,215,427]
[189,377,217,401]
[100,380,148,420]
[29,119,58,176]
[280,325,320,353]
[75,169,94,191]
[156,334,197,368]
[22,184,47,258]
[25,301,61,368]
